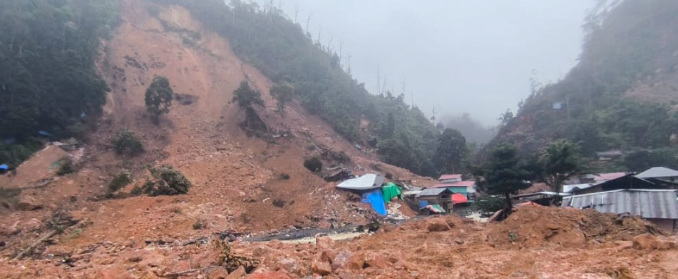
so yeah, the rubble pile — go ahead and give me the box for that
[489,206,662,248]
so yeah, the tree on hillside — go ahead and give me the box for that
[540,139,584,193]
[145,76,174,125]
[433,128,468,174]
[480,144,530,218]
[233,81,264,109]
[270,81,294,115]
[232,81,265,129]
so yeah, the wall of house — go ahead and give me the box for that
[647,218,677,233]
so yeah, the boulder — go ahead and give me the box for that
[364,252,389,269]
[426,218,451,232]
[331,251,352,271]
[208,267,229,279]
[320,249,337,264]
[226,266,246,279]
[17,195,42,211]
[346,252,365,270]
[633,234,677,250]
[315,236,334,249]
[277,258,301,275]
[311,260,332,276]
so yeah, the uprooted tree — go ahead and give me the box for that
[232,81,267,130]
[145,76,174,125]
[478,144,530,219]
[142,165,191,196]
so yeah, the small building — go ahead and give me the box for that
[432,180,476,199]
[562,189,678,233]
[438,174,462,183]
[416,188,453,212]
[579,172,627,184]
[570,174,658,195]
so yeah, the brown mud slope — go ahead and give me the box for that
[2,207,678,278]
[0,0,431,264]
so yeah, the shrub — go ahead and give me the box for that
[193,219,206,230]
[278,173,290,180]
[130,185,143,196]
[108,172,132,193]
[142,165,191,196]
[303,157,322,172]
[112,129,144,156]
[56,158,74,176]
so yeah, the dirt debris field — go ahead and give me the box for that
[1,207,678,278]
[1,0,678,278]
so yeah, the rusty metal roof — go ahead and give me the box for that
[562,189,678,219]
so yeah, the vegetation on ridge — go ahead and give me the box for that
[490,0,678,171]
[0,0,119,165]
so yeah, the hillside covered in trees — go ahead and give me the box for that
[0,0,119,166]
[489,0,678,171]
[150,0,458,176]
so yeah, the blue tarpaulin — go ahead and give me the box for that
[362,190,387,216]
[38,131,52,137]
[0,164,8,171]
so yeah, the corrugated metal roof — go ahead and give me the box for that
[438,174,462,181]
[432,181,476,188]
[562,189,678,219]
[637,167,678,179]
[417,188,452,197]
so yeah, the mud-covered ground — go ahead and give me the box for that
[1,206,676,279]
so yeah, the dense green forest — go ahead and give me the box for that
[0,0,118,166]
[490,0,678,171]
[152,0,450,176]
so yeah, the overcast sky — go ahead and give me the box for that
[260,0,593,125]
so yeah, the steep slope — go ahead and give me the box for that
[0,0,432,255]
[488,0,678,167]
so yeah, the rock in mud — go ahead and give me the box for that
[316,236,334,249]
[426,218,451,232]
[93,265,132,279]
[311,260,332,276]
[320,249,337,263]
[632,234,677,250]
[208,267,229,279]
[226,266,246,279]
[331,251,352,270]
[17,195,42,211]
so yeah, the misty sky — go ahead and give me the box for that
[260,0,593,126]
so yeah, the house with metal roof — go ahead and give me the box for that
[562,189,678,232]
[637,167,678,182]
[438,174,463,183]
[433,180,476,195]
[569,174,658,195]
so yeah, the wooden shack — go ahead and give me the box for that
[416,188,453,212]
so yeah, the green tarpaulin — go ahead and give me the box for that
[382,182,402,204]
